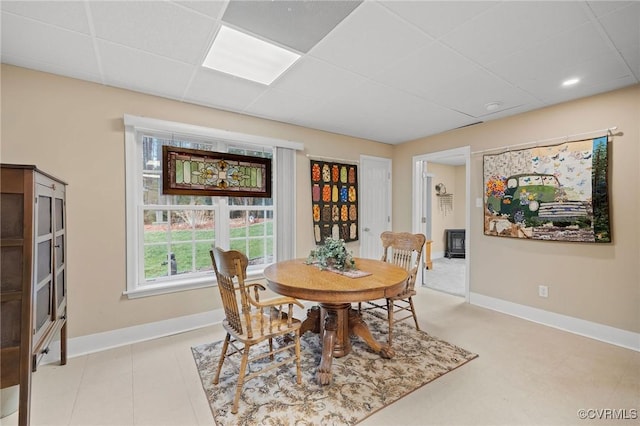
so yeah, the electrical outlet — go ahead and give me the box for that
[538,285,549,298]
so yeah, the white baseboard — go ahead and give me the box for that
[470,292,640,352]
[40,301,318,364]
[42,295,637,365]
[41,309,226,364]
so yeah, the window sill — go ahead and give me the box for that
[123,268,267,299]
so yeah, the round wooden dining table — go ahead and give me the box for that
[263,258,408,385]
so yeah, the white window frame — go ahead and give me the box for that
[123,114,303,299]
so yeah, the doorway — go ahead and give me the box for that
[412,146,470,300]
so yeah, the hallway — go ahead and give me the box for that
[423,257,466,297]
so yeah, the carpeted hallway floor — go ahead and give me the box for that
[423,257,466,297]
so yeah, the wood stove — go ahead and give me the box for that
[445,229,466,258]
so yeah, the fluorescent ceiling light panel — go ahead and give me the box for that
[203,25,300,85]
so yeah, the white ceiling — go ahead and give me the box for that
[2,1,638,145]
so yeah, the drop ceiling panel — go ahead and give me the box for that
[1,12,100,76]
[0,54,103,85]
[271,56,365,101]
[473,101,545,122]
[441,2,591,65]
[426,68,540,118]
[309,1,432,77]
[98,40,195,100]
[222,0,361,53]
[487,22,621,90]
[174,1,227,20]
[311,80,474,143]
[1,1,91,34]
[540,74,637,106]
[245,88,325,124]
[184,68,269,112]
[89,1,215,64]
[618,47,640,81]
[586,1,635,17]
[528,53,636,104]
[380,0,498,39]
[597,2,640,79]
[371,42,481,100]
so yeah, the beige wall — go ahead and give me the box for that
[2,65,637,338]
[453,165,466,229]
[394,85,640,333]
[427,163,466,255]
[1,65,392,338]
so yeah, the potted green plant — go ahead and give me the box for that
[306,237,356,271]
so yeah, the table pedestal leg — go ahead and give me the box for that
[300,306,321,335]
[316,310,336,385]
[301,304,395,385]
[348,309,395,359]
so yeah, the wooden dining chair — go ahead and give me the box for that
[359,231,426,346]
[210,247,304,414]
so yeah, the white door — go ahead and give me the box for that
[359,155,392,259]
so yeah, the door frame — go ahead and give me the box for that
[412,146,471,301]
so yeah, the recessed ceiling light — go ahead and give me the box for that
[202,25,301,85]
[562,77,580,87]
[484,101,503,111]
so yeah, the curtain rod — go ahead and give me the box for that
[306,154,359,164]
[471,126,620,156]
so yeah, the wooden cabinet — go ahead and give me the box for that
[1,164,68,426]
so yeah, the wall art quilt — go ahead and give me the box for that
[162,146,271,197]
[310,160,359,244]
[483,136,610,243]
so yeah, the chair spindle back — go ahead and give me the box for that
[210,247,253,338]
[380,231,426,292]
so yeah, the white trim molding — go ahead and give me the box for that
[41,310,225,364]
[123,114,304,151]
[42,293,638,365]
[40,301,316,364]
[470,292,640,352]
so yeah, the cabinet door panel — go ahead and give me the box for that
[35,283,51,330]
[37,195,52,236]
[55,235,64,268]
[37,240,52,282]
[55,198,64,231]
[56,269,65,310]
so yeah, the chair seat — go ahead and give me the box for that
[223,312,302,344]
[390,289,417,300]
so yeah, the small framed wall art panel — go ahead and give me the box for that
[310,159,359,244]
[162,146,272,197]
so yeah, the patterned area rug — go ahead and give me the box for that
[191,312,478,425]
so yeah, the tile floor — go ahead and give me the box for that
[3,288,638,426]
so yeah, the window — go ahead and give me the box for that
[124,115,302,298]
